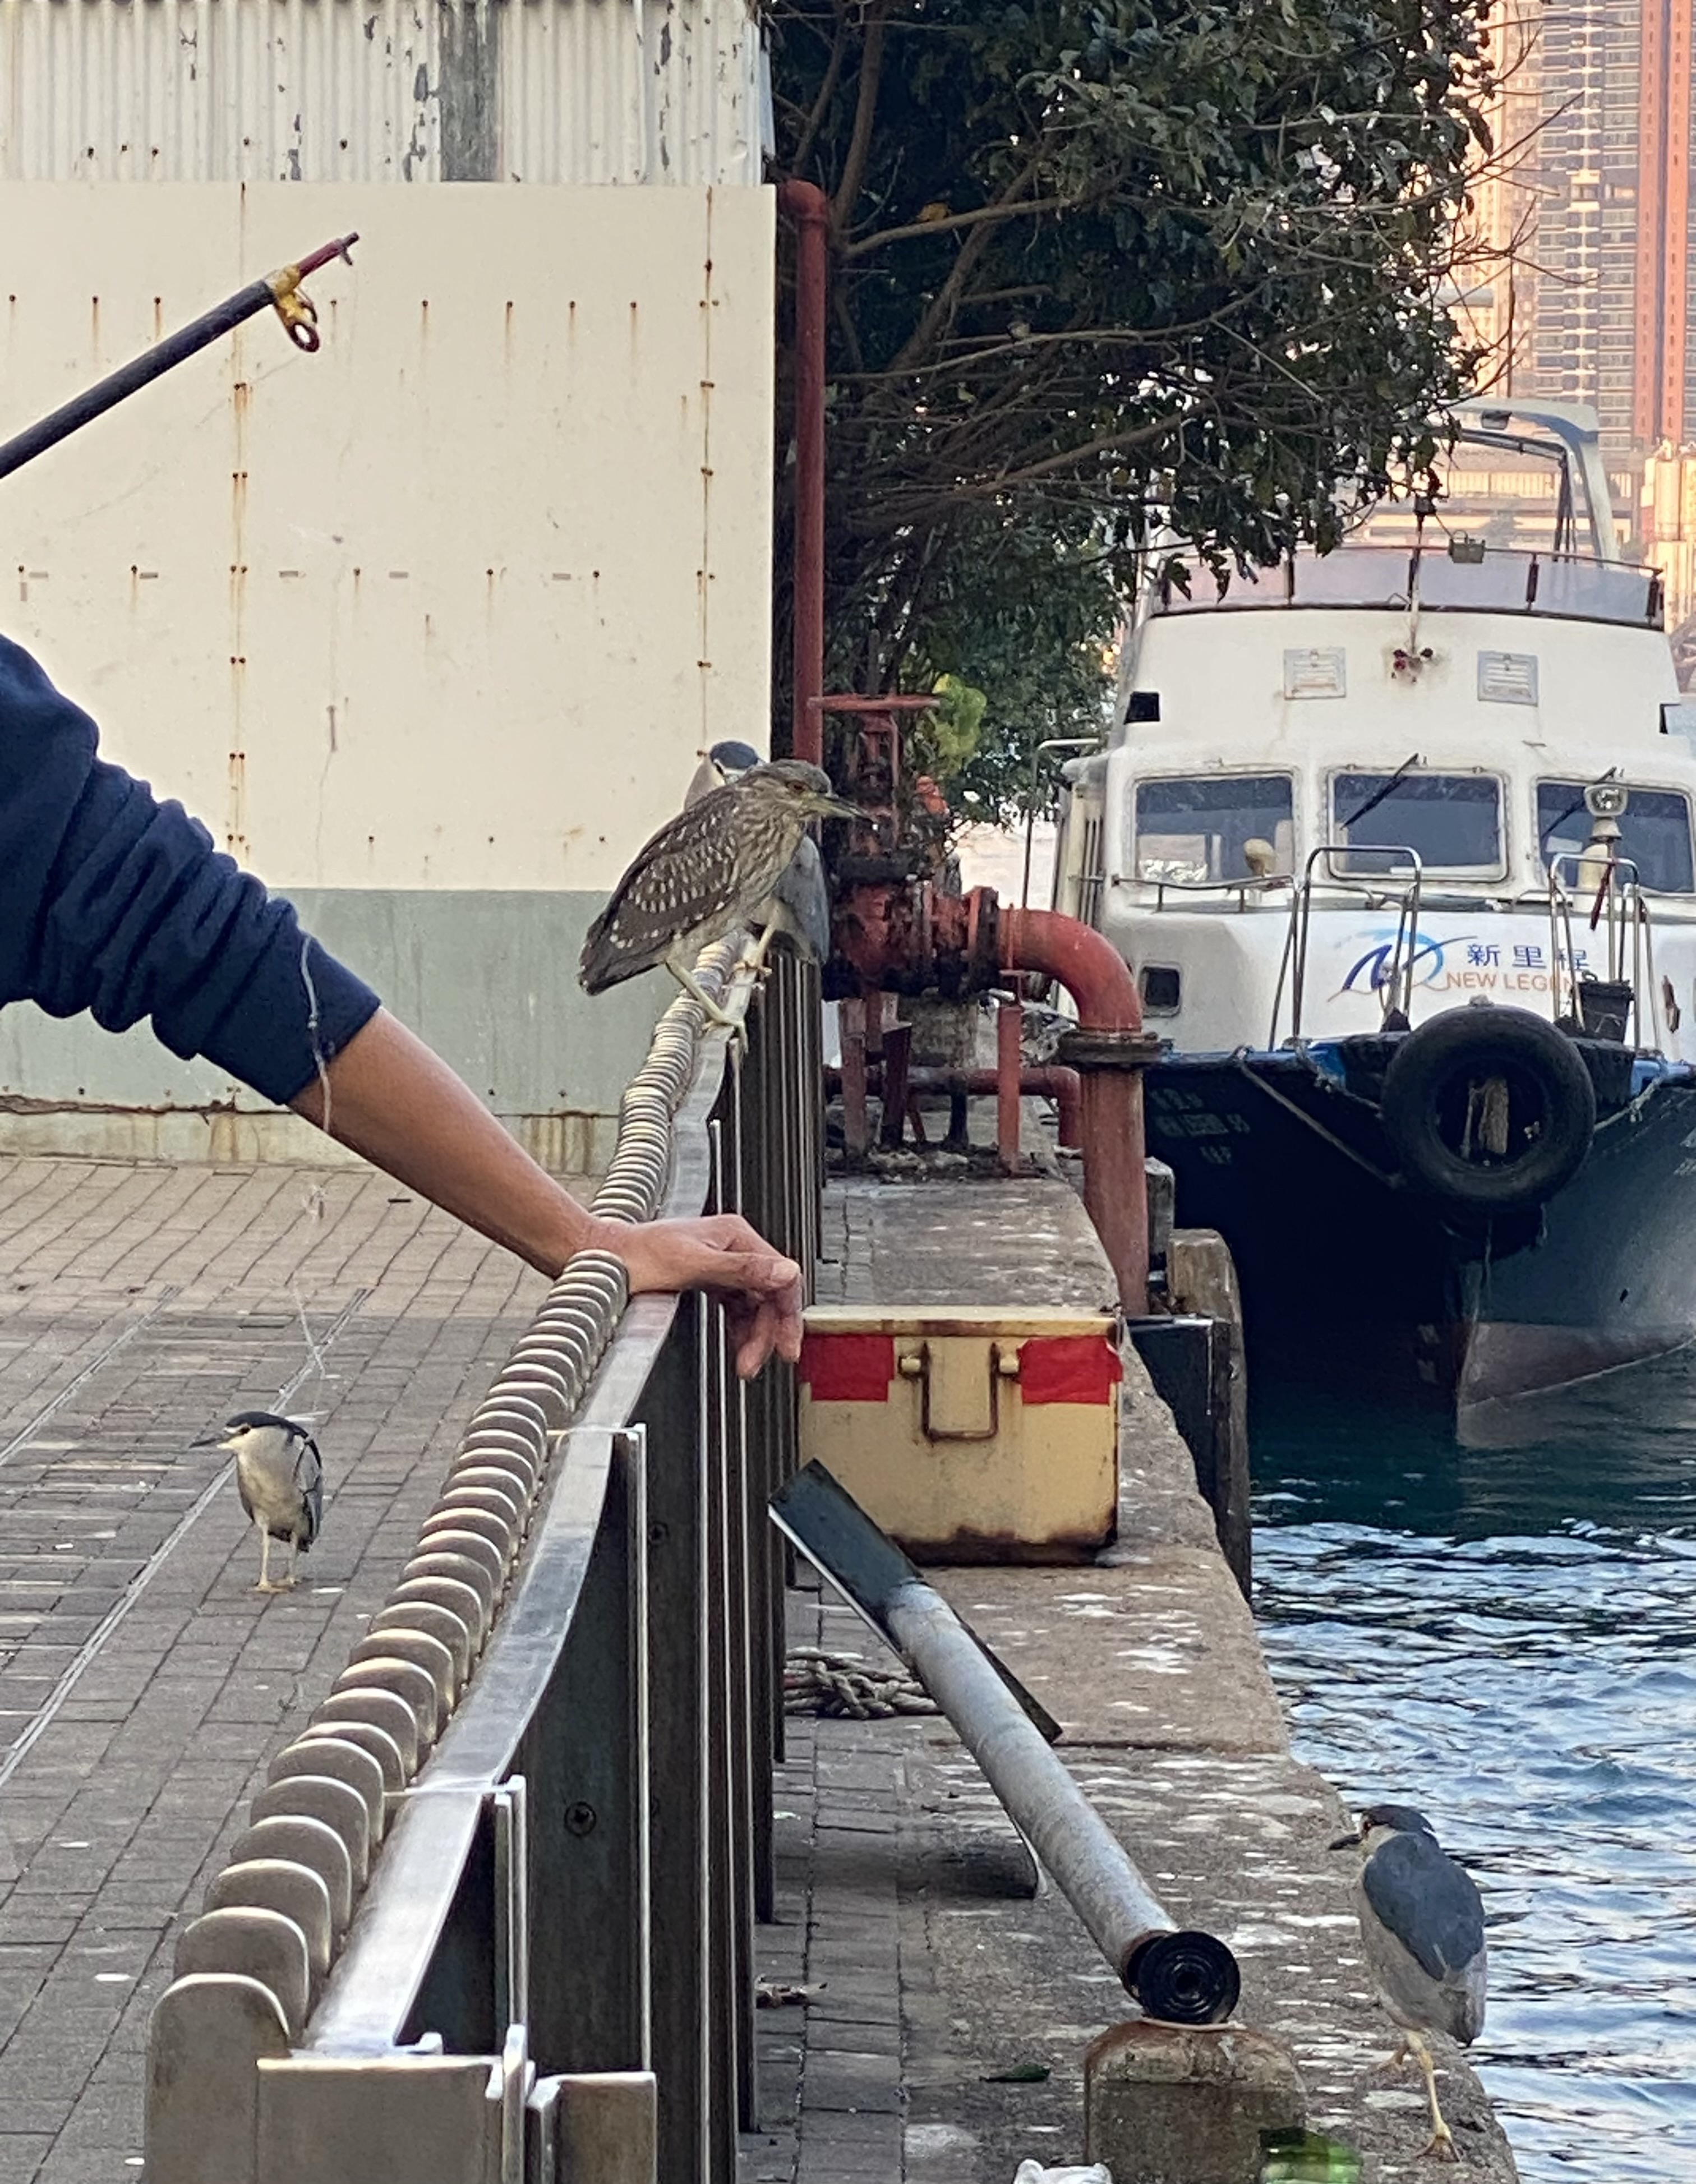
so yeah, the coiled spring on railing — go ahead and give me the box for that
[161,941,746,2039]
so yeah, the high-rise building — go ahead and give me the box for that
[1470,0,1694,454]
[1459,0,1696,658]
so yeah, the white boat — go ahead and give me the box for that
[1052,400,1696,1443]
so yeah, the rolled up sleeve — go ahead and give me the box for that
[1,637,381,1105]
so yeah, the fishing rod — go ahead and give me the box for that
[0,231,359,484]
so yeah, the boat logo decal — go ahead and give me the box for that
[1337,930,1591,1001]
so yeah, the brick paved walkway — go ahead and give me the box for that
[0,1156,553,2184]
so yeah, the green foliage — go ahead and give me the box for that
[922,674,987,780]
[769,0,1494,812]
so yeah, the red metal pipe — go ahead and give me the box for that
[997,997,1023,1173]
[879,1020,913,1151]
[778,181,828,766]
[839,994,870,1158]
[997,907,1152,1314]
[826,1063,1083,1150]
[827,886,1153,1311]
[997,907,1144,1033]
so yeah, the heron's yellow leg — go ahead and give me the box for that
[743,923,777,980]
[665,950,746,1048]
[1407,2031,1458,2161]
[255,1526,287,1595]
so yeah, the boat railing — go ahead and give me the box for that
[1151,544,1663,630]
[1546,855,1663,1049]
[1272,845,1425,1047]
[1143,870,1294,914]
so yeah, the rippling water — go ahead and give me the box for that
[1252,1352,1696,2183]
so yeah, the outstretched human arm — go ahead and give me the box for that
[290,1008,801,1377]
[2,635,802,1377]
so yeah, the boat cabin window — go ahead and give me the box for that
[1132,774,1296,883]
[1329,771,1502,876]
[1537,781,1695,893]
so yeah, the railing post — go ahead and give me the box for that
[709,1108,762,2136]
[635,1297,710,2181]
[529,2070,658,2184]
[522,1428,650,2075]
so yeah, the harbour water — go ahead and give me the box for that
[1252,1353,1696,2183]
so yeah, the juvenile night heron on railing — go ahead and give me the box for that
[684,739,834,964]
[1331,1803,1488,2162]
[580,757,852,1023]
[197,1411,324,1594]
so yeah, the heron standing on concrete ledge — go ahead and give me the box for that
[199,1412,324,1594]
[1331,1802,1488,2160]
[580,758,852,1023]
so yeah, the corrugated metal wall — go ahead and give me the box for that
[0,0,764,185]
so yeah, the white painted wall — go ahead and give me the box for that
[0,181,774,890]
[0,179,774,1162]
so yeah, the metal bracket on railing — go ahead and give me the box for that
[493,2024,532,2184]
[492,1778,531,2036]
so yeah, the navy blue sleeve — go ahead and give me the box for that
[0,635,381,1106]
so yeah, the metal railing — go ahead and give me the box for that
[1546,854,1662,1048]
[144,940,821,2184]
[1151,542,1665,629]
[1141,869,1294,913]
[1271,844,1425,1045]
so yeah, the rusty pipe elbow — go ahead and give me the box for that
[997,905,1144,1032]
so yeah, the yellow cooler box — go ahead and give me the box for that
[798,1306,1122,1562]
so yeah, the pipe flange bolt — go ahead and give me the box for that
[1056,1027,1164,1072]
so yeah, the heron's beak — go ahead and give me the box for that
[811,792,860,821]
[190,1432,221,1448]
[1326,1831,1360,1851]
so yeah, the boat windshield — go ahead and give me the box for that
[1133,774,1296,882]
[1537,781,1695,893]
[1330,771,1502,876]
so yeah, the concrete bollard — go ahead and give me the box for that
[1164,1227,1252,1597]
[1084,2020,1306,2184]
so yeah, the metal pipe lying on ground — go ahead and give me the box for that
[882,1578,1241,2025]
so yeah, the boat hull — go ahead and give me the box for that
[1144,1043,1696,1442]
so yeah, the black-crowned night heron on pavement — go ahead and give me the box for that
[1331,1803,1487,2161]
[580,758,852,1022]
[683,740,835,966]
[199,1412,324,1593]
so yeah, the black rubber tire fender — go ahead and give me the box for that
[1379,1006,1597,1216]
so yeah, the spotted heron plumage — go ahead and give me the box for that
[1331,1803,1487,2161]
[684,739,833,964]
[580,758,852,1022]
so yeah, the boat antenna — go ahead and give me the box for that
[1339,753,1422,833]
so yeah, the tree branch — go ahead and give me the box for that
[887,146,1053,375]
[841,192,1087,260]
[789,9,849,178]
[831,2,892,238]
